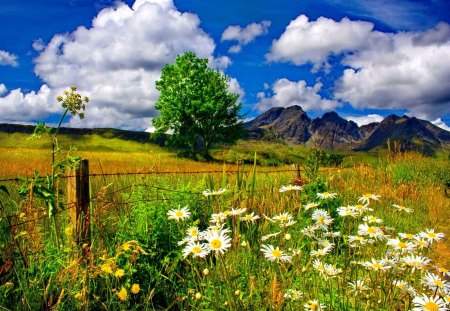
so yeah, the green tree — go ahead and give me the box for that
[153,52,244,159]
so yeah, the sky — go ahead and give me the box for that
[1,0,450,131]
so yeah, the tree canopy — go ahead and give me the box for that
[153,52,244,158]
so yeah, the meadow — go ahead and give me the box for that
[0,131,449,310]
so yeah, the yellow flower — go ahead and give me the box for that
[74,292,83,300]
[117,287,127,301]
[195,292,202,300]
[64,226,72,236]
[115,269,125,278]
[203,268,210,276]
[101,264,113,274]
[131,284,140,294]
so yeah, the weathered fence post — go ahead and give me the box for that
[67,159,91,255]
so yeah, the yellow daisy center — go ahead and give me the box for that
[317,265,324,271]
[434,280,444,287]
[356,205,363,209]
[175,211,183,217]
[190,229,198,236]
[310,303,319,310]
[398,242,408,249]
[424,301,439,311]
[271,249,283,258]
[405,233,413,238]
[428,233,436,239]
[323,192,329,196]
[317,216,324,224]
[397,284,404,289]
[192,246,202,254]
[246,215,253,220]
[210,239,222,249]
[279,215,288,221]
[373,263,382,269]
[367,227,377,235]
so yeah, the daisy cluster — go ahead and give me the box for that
[168,187,448,310]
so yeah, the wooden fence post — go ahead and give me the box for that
[67,159,91,255]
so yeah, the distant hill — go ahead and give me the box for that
[0,123,165,145]
[245,106,450,154]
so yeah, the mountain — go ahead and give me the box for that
[245,106,450,154]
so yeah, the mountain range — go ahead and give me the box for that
[245,106,450,154]
[1,105,449,155]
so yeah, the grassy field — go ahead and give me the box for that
[0,131,449,310]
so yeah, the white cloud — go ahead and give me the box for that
[432,118,450,132]
[0,50,18,67]
[0,84,7,96]
[335,22,450,120]
[2,0,239,130]
[344,114,384,126]
[267,15,374,69]
[255,78,340,112]
[221,20,271,53]
[0,84,60,123]
[227,77,245,103]
[32,38,46,52]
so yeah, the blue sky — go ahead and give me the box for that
[1,0,450,131]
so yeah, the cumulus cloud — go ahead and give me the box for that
[344,114,384,126]
[432,118,450,132]
[221,20,271,53]
[227,78,245,103]
[335,22,450,120]
[0,84,60,123]
[0,50,18,67]
[32,38,46,52]
[267,15,373,69]
[255,78,340,112]
[268,14,450,120]
[2,0,238,130]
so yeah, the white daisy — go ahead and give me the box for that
[304,202,320,210]
[284,289,303,301]
[182,242,209,259]
[304,300,326,311]
[316,192,337,200]
[337,206,357,217]
[312,209,334,230]
[358,223,385,240]
[204,230,232,255]
[361,258,392,271]
[423,273,449,292]
[167,206,191,221]
[229,207,247,216]
[348,280,369,294]
[358,193,381,205]
[362,215,383,224]
[419,229,445,243]
[260,244,292,263]
[393,204,413,213]
[279,185,303,192]
[387,238,415,253]
[412,294,447,311]
[240,212,260,224]
[351,204,373,214]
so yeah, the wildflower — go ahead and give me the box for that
[167,206,191,221]
[419,229,445,243]
[412,294,447,311]
[210,212,227,224]
[65,226,72,236]
[75,292,83,300]
[362,215,383,224]
[324,264,342,278]
[402,255,430,271]
[304,300,326,310]
[358,223,385,240]
[310,247,332,257]
[115,269,125,278]
[399,232,415,239]
[101,264,113,274]
[202,188,226,196]
[316,192,337,200]
[117,287,127,301]
[348,235,368,248]
[177,237,190,246]
[312,209,334,230]
[273,212,293,223]
[435,266,450,278]
[131,284,140,295]
[392,280,416,296]
[323,231,341,238]
[284,233,292,241]
[203,268,209,276]
[229,207,246,216]
[279,185,303,192]
[393,204,413,213]
[351,204,373,214]
[358,193,380,205]
[182,242,209,259]
[361,258,392,271]
[195,292,202,300]
[240,212,260,224]
[260,244,292,263]
[304,202,320,210]
[186,226,199,240]
[313,259,326,274]
[348,280,369,294]
[280,219,297,228]
[204,230,232,255]
[413,237,430,249]
[387,238,415,253]
[301,225,320,239]
[318,239,335,249]
[423,273,449,292]
[241,240,247,247]
[284,289,303,301]
[337,206,357,217]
